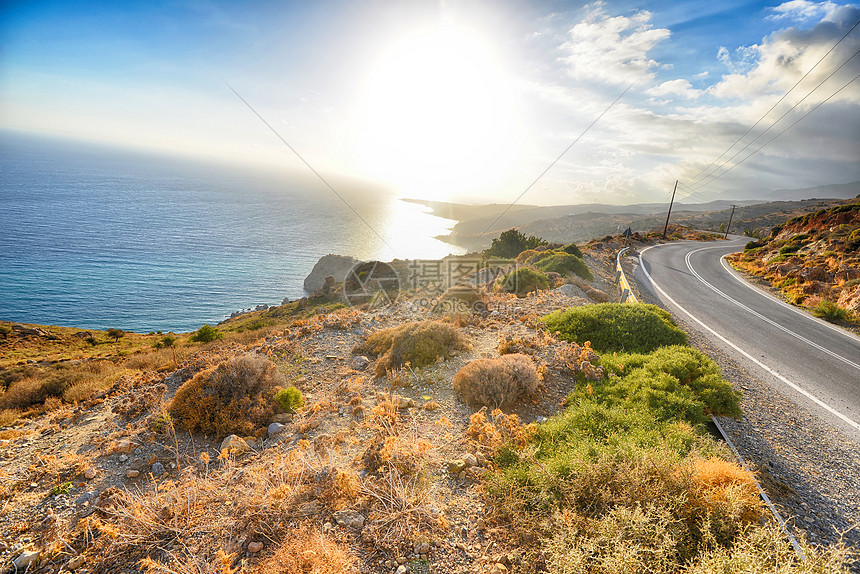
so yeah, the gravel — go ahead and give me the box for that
[627,251,860,569]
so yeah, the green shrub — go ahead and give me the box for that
[543,303,687,354]
[779,244,801,255]
[535,252,592,280]
[561,243,583,258]
[744,240,763,251]
[274,386,304,413]
[353,320,470,377]
[190,324,223,343]
[106,328,124,342]
[0,325,11,337]
[591,345,742,424]
[494,267,550,297]
[485,228,546,259]
[169,355,285,437]
[811,299,848,322]
[152,335,177,349]
[453,354,542,408]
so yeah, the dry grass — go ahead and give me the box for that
[250,525,356,574]
[690,457,762,524]
[453,353,543,408]
[354,320,470,377]
[362,463,443,547]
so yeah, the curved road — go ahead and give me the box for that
[635,238,860,442]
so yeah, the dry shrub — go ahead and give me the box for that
[453,354,543,408]
[251,525,355,574]
[353,320,470,377]
[362,463,443,548]
[467,408,535,455]
[169,355,285,437]
[690,458,762,524]
[432,284,487,314]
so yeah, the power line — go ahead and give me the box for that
[688,46,860,191]
[687,15,860,185]
[691,71,860,191]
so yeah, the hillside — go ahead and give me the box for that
[727,203,860,329]
[0,236,851,573]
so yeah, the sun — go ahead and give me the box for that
[352,23,518,198]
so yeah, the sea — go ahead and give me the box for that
[0,130,461,333]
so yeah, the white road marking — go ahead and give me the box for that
[639,244,860,434]
[685,246,860,371]
[719,255,860,343]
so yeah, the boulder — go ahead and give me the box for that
[303,254,360,293]
[835,268,860,284]
[333,509,366,529]
[838,285,860,313]
[219,435,250,457]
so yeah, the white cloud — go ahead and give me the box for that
[558,1,670,86]
[768,0,838,22]
[647,79,703,99]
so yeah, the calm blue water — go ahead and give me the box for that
[0,131,459,333]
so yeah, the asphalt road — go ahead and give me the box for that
[635,238,860,442]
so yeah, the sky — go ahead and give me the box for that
[1,0,859,206]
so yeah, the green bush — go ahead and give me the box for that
[561,243,583,258]
[535,252,592,280]
[190,324,224,343]
[274,386,304,413]
[811,299,848,322]
[106,328,124,342]
[744,240,763,251]
[494,267,550,297]
[485,228,546,259]
[0,325,11,337]
[779,244,801,255]
[543,303,687,354]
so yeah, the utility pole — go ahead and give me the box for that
[662,180,678,239]
[724,204,737,239]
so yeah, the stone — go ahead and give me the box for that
[75,491,97,506]
[151,462,165,476]
[838,285,860,313]
[303,254,360,293]
[461,453,478,468]
[126,470,140,478]
[220,435,250,457]
[475,452,487,467]
[268,422,286,437]
[113,439,134,453]
[14,550,40,570]
[584,286,610,303]
[248,541,264,553]
[350,355,370,370]
[415,541,431,554]
[447,459,467,474]
[84,468,96,480]
[333,509,366,529]
[554,283,588,299]
[394,395,415,409]
[68,554,86,570]
[118,454,129,463]
[395,565,408,574]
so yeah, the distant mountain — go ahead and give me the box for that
[715,181,860,202]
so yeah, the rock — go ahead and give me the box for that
[554,283,588,299]
[268,422,286,437]
[220,435,250,457]
[303,254,360,293]
[835,268,860,283]
[447,459,467,474]
[584,286,610,303]
[461,453,478,468]
[151,462,165,476]
[67,554,86,570]
[396,566,408,574]
[248,541,264,553]
[350,355,370,370]
[271,412,293,424]
[126,470,140,479]
[394,395,415,409]
[415,541,431,554]
[333,509,366,529]
[113,439,134,453]
[75,491,97,506]
[14,550,40,570]
[799,266,829,282]
[475,452,487,467]
[838,285,860,313]
[118,454,129,463]
[84,468,96,480]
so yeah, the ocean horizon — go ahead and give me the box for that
[0,131,461,333]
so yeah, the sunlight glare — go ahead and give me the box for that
[353,23,518,199]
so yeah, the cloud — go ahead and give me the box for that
[647,79,703,99]
[558,1,670,86]
[768,0,838,22]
